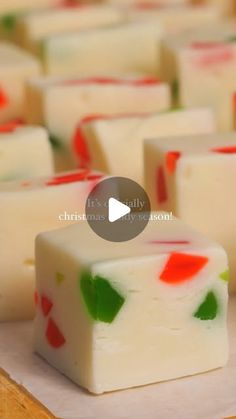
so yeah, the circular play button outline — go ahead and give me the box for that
[85,176,151,242]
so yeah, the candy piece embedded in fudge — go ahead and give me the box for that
[0,42,41,123]
[0,125,53,181]
[144,132,236,291]
[0,169,106,321]
[15,4,125,53]
[73,108,216,185]
[34,214,229,394]
[27,76,170,171]
[126,4,220,36]
[40,21,163,77]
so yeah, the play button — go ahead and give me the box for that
[108,198,131,223]
[85,177,151,242]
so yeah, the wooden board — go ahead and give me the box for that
[0,368,55,419]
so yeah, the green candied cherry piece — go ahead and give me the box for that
[49,134,63,150]
[80,271,125,323]
[225,35,236,43]
[219,270,230,283]
[194,291,218,321]
[171,79,179,102]
[1,14,17,31]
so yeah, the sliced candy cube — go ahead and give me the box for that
[15,5,125,54]
[126,4,220,36]
[0,125,53,182]
[145,131,236,291]
[161,21,236,130]
[0,169,108,321]
[27,76,170,171]
[35,214,228,394]
[39,21,163,77]
[0,42,41,123]
[75,108,216,185]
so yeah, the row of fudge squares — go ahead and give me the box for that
[0,122,235,316]
[1,3,221,51]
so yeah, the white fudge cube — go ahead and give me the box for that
[26,76,171,170]
[74,108,216,185]
[0,42,41,123]
[144,132,236,291]
[0,123,53,181]
[127,4,220,36]
[0,169,106,321]
[35,215,229,394]
[178,42,236,131]
[0,0,61,41]
[40,21,163,76]
[15,5,125,54]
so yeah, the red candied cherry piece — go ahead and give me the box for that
[211,146,236,154]
[59,0,83,8]
[0,88,9,108]
[166,151,181,173]
[0,119,24,133]
[72,125,91,168]
[156,166,168,204]
[46,318,65,348]
[41,294,53,316]
[191,42,225,49]
[45,170,102,186]
[160,253,209,284]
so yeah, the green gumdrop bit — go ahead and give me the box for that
[1,14,16,31]
[49,134,63,150]
[80,271,125,323]
[194,291,218,321]
[219,270,230,282]
[171,79,179,102]
[225,35,236,43]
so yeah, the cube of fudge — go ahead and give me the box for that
[0,123,53,181]
[35,215,229,394]
[0,169,106,321]
[40,21,163,76]
[127,4,220,36]
[15,4,125,54]
[27,76,171,170]
[144,132,236,291]
[178,42,236,131]
[73,108,216,185]
[160,21,236,120]
[0,42,41,123]
[0,0,61,41]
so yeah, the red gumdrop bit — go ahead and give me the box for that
[156,166,168,204]
[72,125,91,168]
[34,291,39,307]
[41,295,53,316]
[211,146,236,154]
[166,151,181,173]
[46,170,102,186]
[160,253,209,284]
[0,88,9,108]
[59,0,84,7]
[191,42,225,49]
[0,119,24,134]
[46,318,66,349]
[149,240,190,245]
[63,76,160,87]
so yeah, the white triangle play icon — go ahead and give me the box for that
[108,198,131,223]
